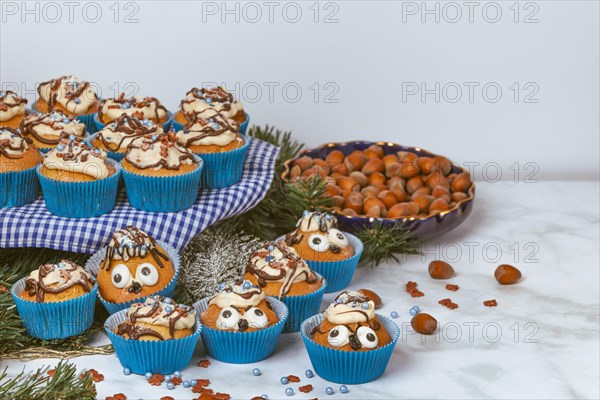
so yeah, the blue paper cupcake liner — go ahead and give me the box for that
[93,112,173,134]
[121,156,203,212]
[276,273,327,333]
[193,296,288,364]
[10,277,98,340]
[0,164,40,208]
[85,133,126,161]
[172,112,250,135]
[190,135,249,189]
[279,233,364,293]
[36,158,121,218]
[301,313,400,384]
[85,240,180,315]
[105,309,201,375]
[31,102,98,134]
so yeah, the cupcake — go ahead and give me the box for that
[33,75,99,133]
[90,114,164,161]
[121,132,202,212]
[193,280,288,363]
[301,290,400,384]
[285,211,363,292]
[10,260,98,339]
[173,86,249,133]
[90,226,178,313]
[0,128,43,208]
[244,240,326,333]
[96,93,171,132]
[0,89,28,128]
[36,135,120,217]
[176,108,248,189]
[20,111,86,152]
[105,295,201,374]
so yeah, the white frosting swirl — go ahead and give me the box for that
[125,133,196,170]
[209,280,265,309]
[127,296,196,330]
[26,260,93,291]
[324,290,376,325]
[180,86,244,120]
[99,95,167,122]
[176,108,239,147]
[21,112,85,143]
[0,128,29,158]
[97,115,163,151]
[0,90,27,122]
[297,211,337,232]
[38,75,97,114]
[43,136,109,179]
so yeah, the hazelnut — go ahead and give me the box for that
[406,176,424,194]
[363,148,380,159]
[331,163,348,177]
[411,313,437,334]
[425,171,449,190]
[294,156,313,171]
[363,196,386,214]
[431,185,450,198]
[367,144,385,158]
[388,202,419,218]
[361,185,381,198]
[366,205,382,217]
[382,154,399,167]
[416,157,439,174]
[368,172,386,186]
[428,260,454,279]
[344,192,364,214]
[494,264,522,285]
[342,208,358,216]
[385,162,403,178]
[434,155,452,175]
[346,150,369,170]
[362,158,385,175]
[399,161,420,178]
[397,151,417,163]
[325,150,345,165]
[377,190,398,209]
[330,195,345,208]
[451,172,471,193]
[289,165,302,179]
[302,165,329,178]
[412,186,431,196]
[336,176,360,192]
[344,159,356,173]
[412,194,435,213]
[357,289,383,309]
[325,184,342,197]
[451,192,468,202]
[349,171,368,187]
[388,177,406,190]
[429,198,449,213]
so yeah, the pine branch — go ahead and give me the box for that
[354,221,421,267]
[0,360,97,399]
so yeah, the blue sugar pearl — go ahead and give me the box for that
[335,298,343,304]
[285,388,294,396]
[267,245,274,252]
[262,395,269,399]
[326,387,334,395]
[141,245,147,251]
[410,306,420,316]
[340,385,349,394]
[69,134,75,141]
[0,91,5,97]
[303,210,310,216]
[164,375,171,382]
[165,306,173,313]
[190,380,198,386]
[265,255,274,262]
[62,118,70,124]
[280,376,289,384]
[211,123,220,129]
[252,368,261,376]
[243,280,252,290]
[205,97,212,103]
[391,311,399,319]
[218,283,226,290]
[305,369,314,378]
[164,297,172,304]
[57,144,65,151]
[183,380,190,388]
[173,371,182,378]
[123,368,131,375]
[144,372,152,380]
[122,102,131,109]
[167,382,174,390]
[361,302,370,310]
[74,98,81,104]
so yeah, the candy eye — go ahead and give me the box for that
[327,325,350,347]
[244,307,268,329]
[111,264,131,289]
[136,263,159,286]
[328,229,349,247]
[308,234,329,252]
[216,307,240,330]
[356,326,378,349]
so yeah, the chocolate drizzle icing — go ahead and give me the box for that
[20,112,83,145]
[24,260,95,303]
[179,109,240,147]
[97,114,160,152]
[286,211,338,246]
[101,226,169,272]
[37,76,96,111]
[0,127,30,159]
[246,240,318,299]
[99,93,167,123]
[0,90,27,113]
[125,132,196,170]
[182,86,235,111]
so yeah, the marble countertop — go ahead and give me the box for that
[3,181,599,399]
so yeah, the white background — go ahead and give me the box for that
[1,0,599,181]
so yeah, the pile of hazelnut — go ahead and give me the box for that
[287,144,473,219]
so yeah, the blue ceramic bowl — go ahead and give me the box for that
[282,141,475,241]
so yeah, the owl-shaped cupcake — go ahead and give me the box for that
[200,280,278,332]
[96,226,175,304]
[286,211,355,262]
[311,290,392,351]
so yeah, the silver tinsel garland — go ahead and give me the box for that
[179,226,263,301]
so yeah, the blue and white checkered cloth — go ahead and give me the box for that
[0,138,278,254]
